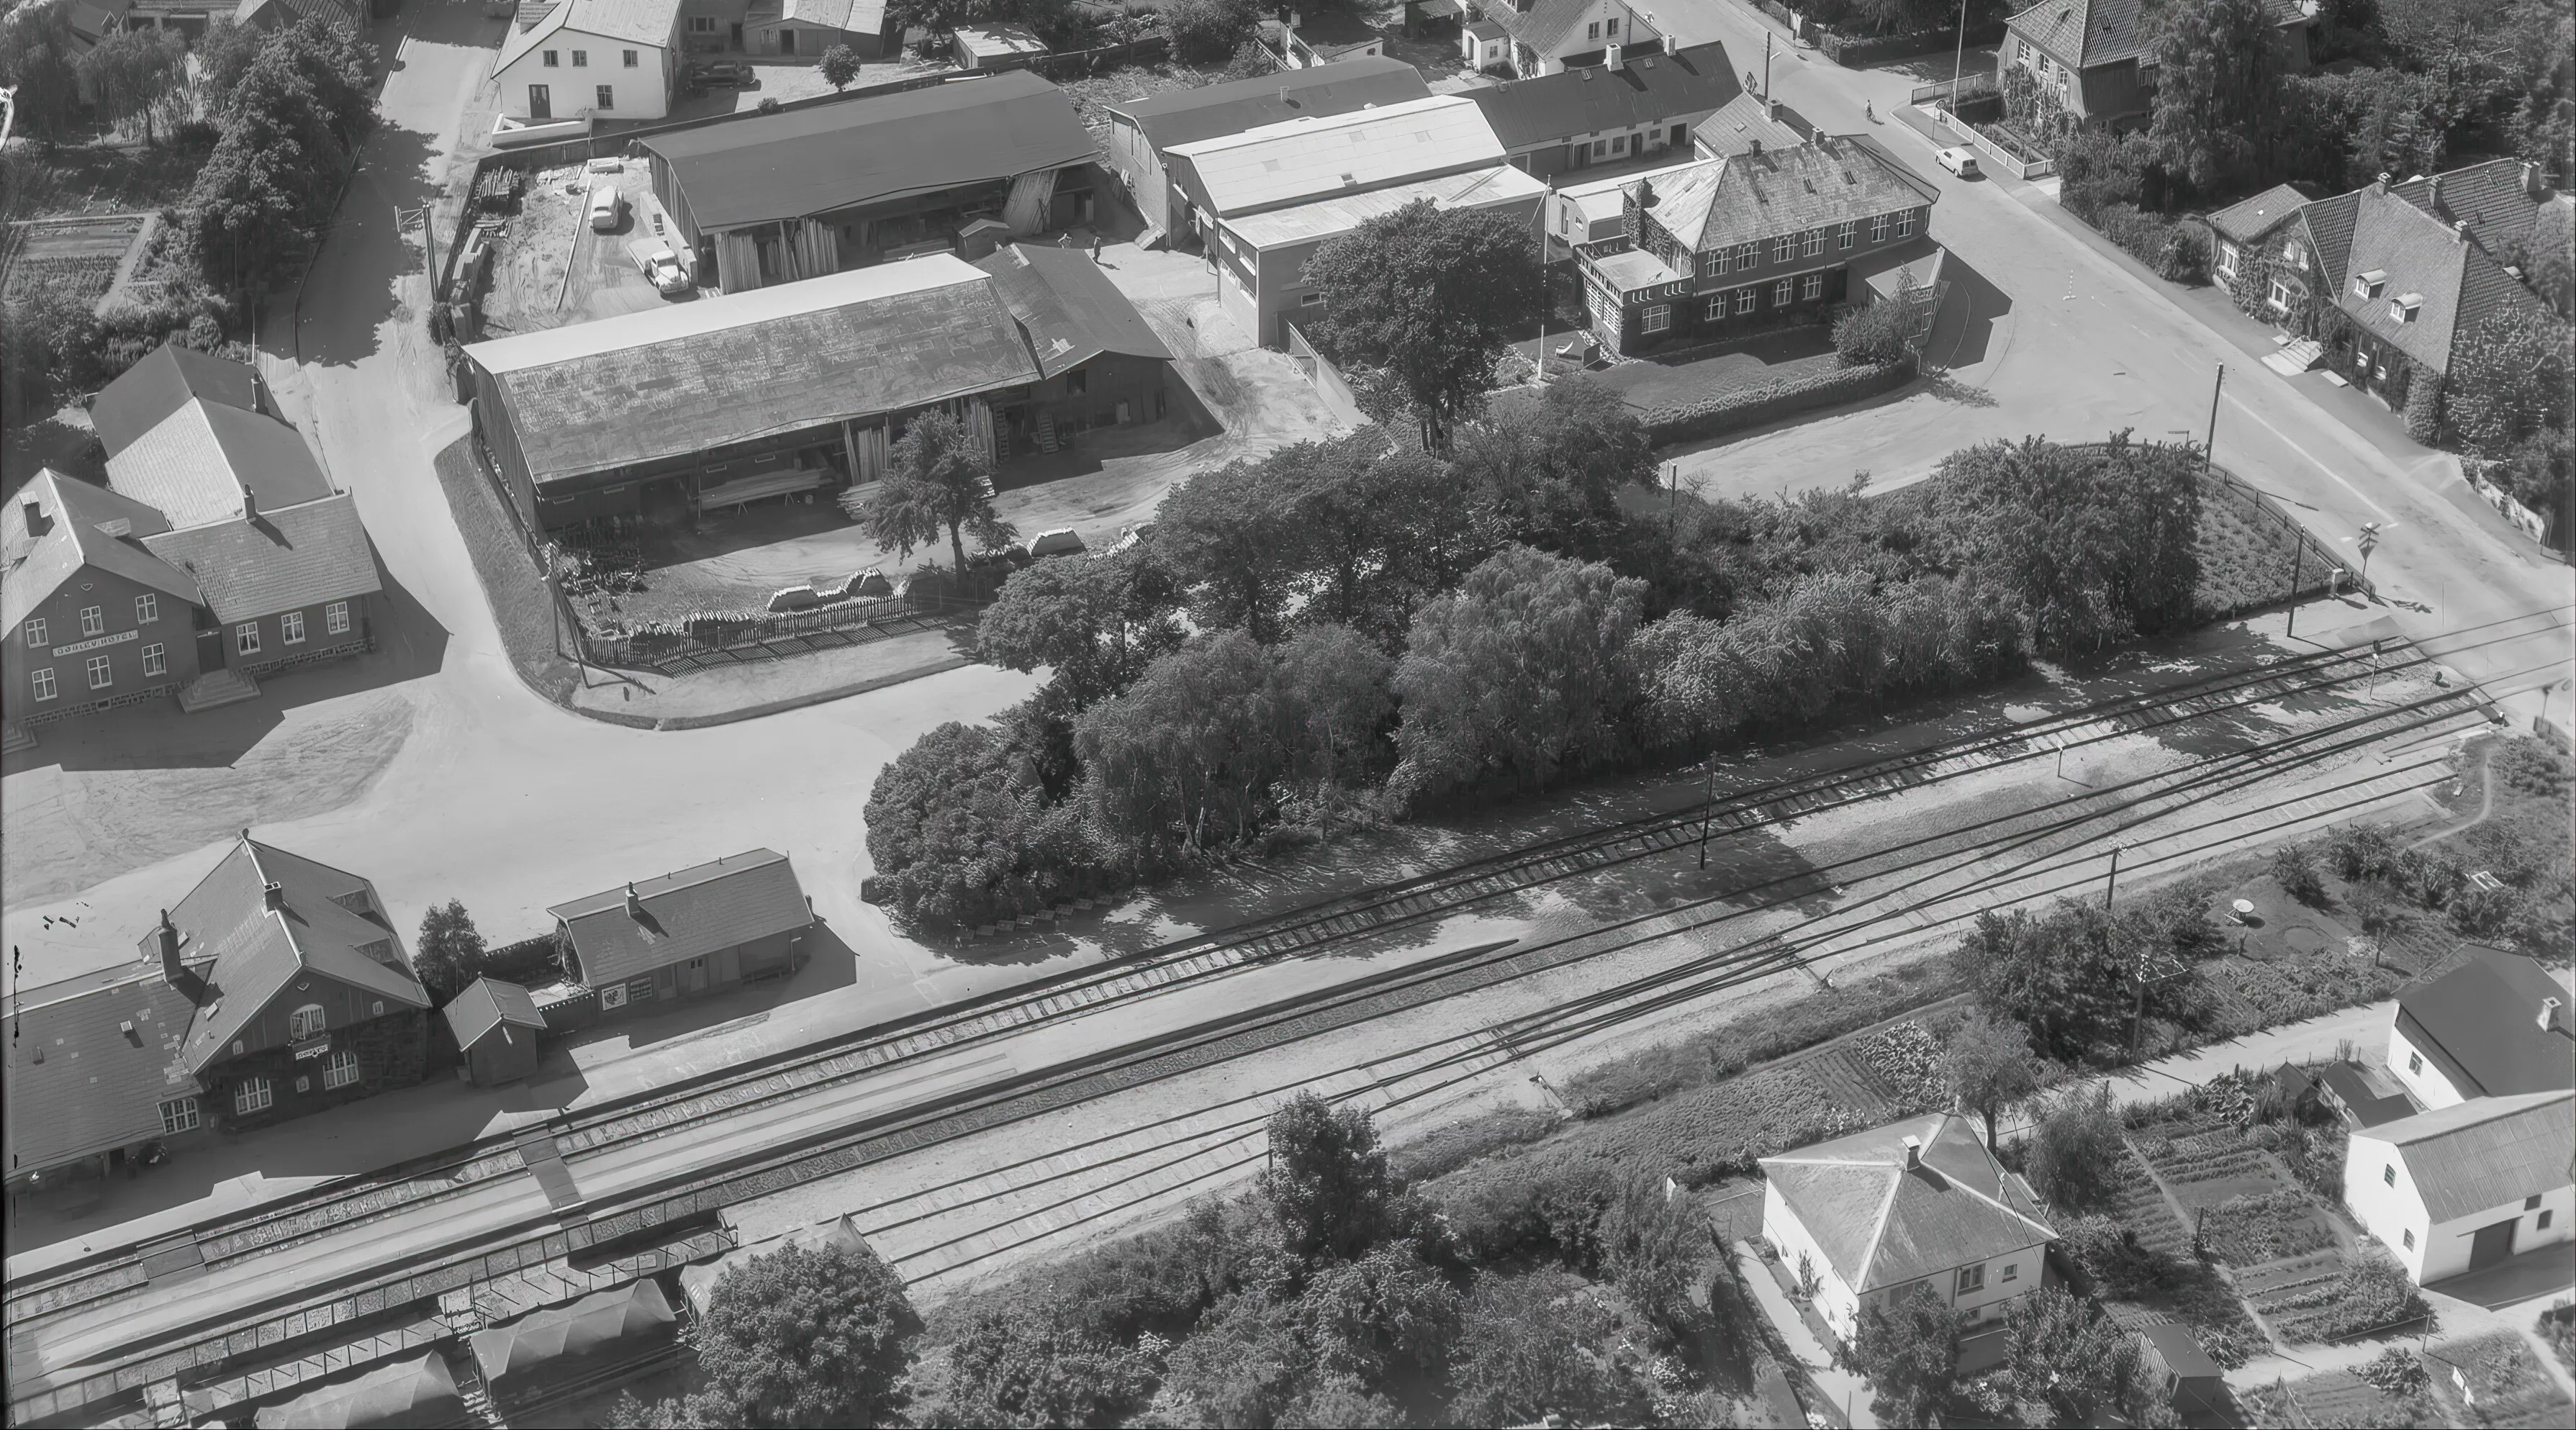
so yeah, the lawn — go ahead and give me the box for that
[1591,325,1841,411]
[5,140,207,222]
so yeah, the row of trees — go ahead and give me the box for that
[181,18,378,292]
[0,6,276,145]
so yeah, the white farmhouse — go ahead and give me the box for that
[2385,945,2576,1110]
[1759,1112,2058,1342]
[495,0,684,124]
[2345,1092,2573,1283]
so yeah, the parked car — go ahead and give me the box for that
[587,182,624,232]
[1935,147,1981,178]
[631,243,693,297]
[690,60,753,88]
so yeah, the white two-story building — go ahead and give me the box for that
[494,0,684,124]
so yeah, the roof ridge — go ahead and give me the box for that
[1851,1154,1907,1290]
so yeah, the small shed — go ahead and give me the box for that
[2138,1323,2225,1414]
[443,977,548,1087]
[470,1279,679,1408]
[250,1353,464,1429]
[954,24,1048,69]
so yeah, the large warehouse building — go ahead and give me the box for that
[462,250,1172,532]
[635,70,1098,291]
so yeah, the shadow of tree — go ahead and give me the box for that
[1922,366,2000,407]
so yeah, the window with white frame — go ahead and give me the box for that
[2268,277,2292,309]
[1956,1264,1985,1295]
[1839,220,1856,250]
[1896,209,1915,237]
[234,1077,273,1116]
[237,623,261,655]
[136,593,158,624]
[282,610,306,645]
[79,605,103,637]
[142,643,166,677]
[1587,20,1599,38]
[2408,1051,2423,1073]
[1773,235,1793,263]
[24,617,44,647]
[288,1005,326,1041]
[2000,1261,2018,1282]
[1736,286,1756,313]
[597,85,615,109]
[322,1048,361,1090]
[1707,296,1728,320]
[1802,228,1822,256]
[327,601,350,635]
[2282,240,2304,269]
[571,49,587,65]
[690,15,714,30]
[623,49,638,66]
[543,49,559,65]
[1300,291,1326,306]
[86,654,112,690]
[1803,272,1823,299]
[1773,278,1794,305]
[161,1096,200,1133]
[1642,304,1671,333]
[2017,38,2033,64]
[2216,241,2238,277]
[1606,16,1617,35]
[31,667,56,701]
[1871,213,1890,243]
[1735,242,1757,270]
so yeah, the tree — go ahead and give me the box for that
[929,1301,1157,1427]
[2150,0,2292,190]
[1833,284,1922,366]
[413,900,487,1005]
[818,42,861,91]
[1999,1288,2160,1424]
[863,408,1014,578]
[0,2,84,142]
[1157,1292,1309,1428]
[2444,301,2572,452]
[687,1240,922,1427]
[1260,1092,1396,1262]
[1598,1172,1708,1337]
[79,26,189,146]
[183,19,380,288]
[1295,1241,1464,1390]
[1838,1284,1963,1427]
[1075,630,1289,851]
[2025,1084,2127,1213]
[1447,1270,1642,1427]
[976,548,1184,710]
[1279,433,1491,641]
[1448,378,1655,561]
[1943,1007,2046,1144]
[1153,449,1311,643]
[196,17,270,114]
[1391,545,1647,802]
[1271,624,1396,798]
[1951,900,2138,1063]
[1164,0,1265,62]
[862,714,1106,928]
[1304,199,1542,451]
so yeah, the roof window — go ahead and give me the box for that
[2390,294,2421,322]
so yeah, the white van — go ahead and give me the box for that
[587,182,624,233]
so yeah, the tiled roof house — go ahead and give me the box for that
[1459,0,1664,80]
[549,850,814,1015]
[2000,0,2315,126]
[1,836,431,1190]
[1463,40,1740,181]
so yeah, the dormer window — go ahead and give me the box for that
[2390,294,2421,322]
[2353,269,2387,299]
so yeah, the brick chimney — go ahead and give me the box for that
[625,880,644,918]
[2523,160,2544,199]
[2544,996,2564,1033]
[1748,137,1763,157]
[1902,1134,1922,1169]
[158,909,182,983]
[241,485,258,522]
[2428,173,2444,214]
[2374,171,2390,194]
[2455,218,2469,243]
[263,880,286,912]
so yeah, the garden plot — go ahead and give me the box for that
[2423,1332,2576,1429]
[2238,1364,2416,1427]
[2,214,145,304]
[2085,1146,2270,1367]
[2133,1119,2338,1268]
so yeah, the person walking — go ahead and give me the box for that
[1090,234,1103,263]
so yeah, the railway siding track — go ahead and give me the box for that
[6,641,2480,1424]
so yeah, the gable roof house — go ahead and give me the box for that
[1,836,430,1192]
[549,849,815,1015]
[494,0,685,123]
[1270,9,1385,68]
[636,70,1098,290]
[2347,1092,2574,1284]
[1575,133,1941,358]
[1459,0,1663,81]
[1760,1112,2060,1342]
[1463,40,1740,181]
[740,0,898,60]
[1100,55,1433,243]
[2000,0,2315,127]
[2386,946,2576,1111]
[4,345,378,733]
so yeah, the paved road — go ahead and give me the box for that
[1644,0,2572,723]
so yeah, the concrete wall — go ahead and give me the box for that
[6,566,199,723]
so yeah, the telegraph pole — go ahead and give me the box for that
[1699,756,1717,868]
[2284,538,2303,638]
[2204,363,2224,474]
[2104,843,2123,908]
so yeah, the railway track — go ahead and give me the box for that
[4,635,2419,1327]
[1,637,2505,1423]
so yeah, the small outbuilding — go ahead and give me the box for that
[550,849,814,1016]
[444,977,548,1087]
[953,23,1047,69]
[2136,1323,2225,1416]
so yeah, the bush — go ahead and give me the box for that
[2025,1085,2125,1213]
[2094,202,2210,282]
[1833,295,1917,367]
[1637,358,1915,443]
[1162,0,1262,62]
[2272,843,2326,905]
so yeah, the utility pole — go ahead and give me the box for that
[1698,756,1717,868]
[2203,363,2224,475]
[1668,460,1678,535]
[2284,538,2303,638]
[1763,32,1772,106]
[1949,0,1969,113]
[2104,843,2123,908]
[1535,177,1553,386]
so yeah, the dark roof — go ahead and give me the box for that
[1281,9,1378,52]
[2395,946,2576,1098]
[2138,1323,2223,1380]
[2005,0,2150,67]
[1761,1113,2057,1293]
[2205,182,2314,243]
[250,1353,462,1430]
[1,470,201,635]
[465,258,1041,487]
[2391,158,2552,254]
[549,849,811,987]
[1464,41,1738,152]
[164,838,428,1077]
[1646,133,1939,254]
[2297,187,2364,289]
[1694,91,1804,158]
[1,965,201,1177]
[1107,55,1431,154]
[1483,0,1655,54]
[140,492,382,624]
[974,243,1173,378]
[639,71,1093,232]
[443,977,548,1050]
[106,398,335,530]
[90,343,261,458]
[471,1279,677,1392]
[2364,1092,2575,1223]
[2313,1059,2418,1127]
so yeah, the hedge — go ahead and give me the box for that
[1818,22,2007,68]
[1637,356,1915,444]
